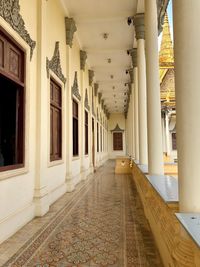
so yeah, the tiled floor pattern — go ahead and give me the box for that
[1,161,163,267]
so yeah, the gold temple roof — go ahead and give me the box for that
[159,12,175,109]
[159,12,174,66]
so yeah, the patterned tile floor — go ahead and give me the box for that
[0,161,163,267]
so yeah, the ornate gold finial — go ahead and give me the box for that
[159,12,174,65]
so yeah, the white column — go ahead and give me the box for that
[130,49,139,162]
[165,112,171,156]
[134,14,148,165]
[80,71,85,179]
[173,0,200,212]
[145,0,164,175]
[134,67,139,161]
[161,114,167,154]
[65,46,74,191]
[131,83,135,158]
[34,0,50,216]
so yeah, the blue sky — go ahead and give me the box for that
[158,0,173,49]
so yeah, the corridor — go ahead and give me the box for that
[0,161,162,267]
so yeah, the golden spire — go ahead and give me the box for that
[159,12,174,65]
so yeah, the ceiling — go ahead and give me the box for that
[62,0,141,113]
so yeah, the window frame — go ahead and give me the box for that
[97,122,99,153]
[113,132,123,151]
[73,99,79,157]
[85,110,88,155]
[50,77,62,162]
[0,28,25,172]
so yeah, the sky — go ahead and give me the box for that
[158,0,173,49]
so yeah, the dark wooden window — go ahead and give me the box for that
[50,78,62,161]
[172,132,177,150]
[0,29,25,172]
[85,110,88,155]
[113,132,123,151]
[73,100,79,156]
[97,122,99,152]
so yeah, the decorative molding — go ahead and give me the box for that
[97,108,99,121]
[88,70,94,86]
[84,88,90,111]
[133,13,145,40]
[111,124,124,132]
[94,83,99,96]
[98,92,102,104]
[0,0,36,60]
[72,71,81,100]
[46,42,66,84]
[80,50,87,71]
[65,17,77,47]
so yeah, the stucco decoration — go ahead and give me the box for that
[98,92,102,104]
[46,42,66,85]
[88,70,94,86]
[111,124,124,133]
[84,88,90,111]
[72,71,81,100]
[94,83,99,96]
[0,0,36,60]
[65,17,77,47]
[80,50,87,71]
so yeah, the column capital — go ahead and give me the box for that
[133,13,145,40]
[80,50,87,71]
[65,17,77,47]
[88,69,94,86]
[129,48,137,68]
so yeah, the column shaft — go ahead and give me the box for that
[134,67,139,161]
[137,39,148,165]
[145,0,164,174]
[173,0,200,212]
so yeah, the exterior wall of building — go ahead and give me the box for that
[0,0,109,244]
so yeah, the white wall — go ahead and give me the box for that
[0,0,109,244]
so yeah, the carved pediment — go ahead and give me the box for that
[98,92,102,104]
[0,0,36,60]
[80,50,87,71]
[65,17,77,47]
[72,71,81,100]
[46,42,66,85]
[84,88,90,111]
[94,83,99,96]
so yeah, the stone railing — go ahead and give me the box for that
[132,161,200,267]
